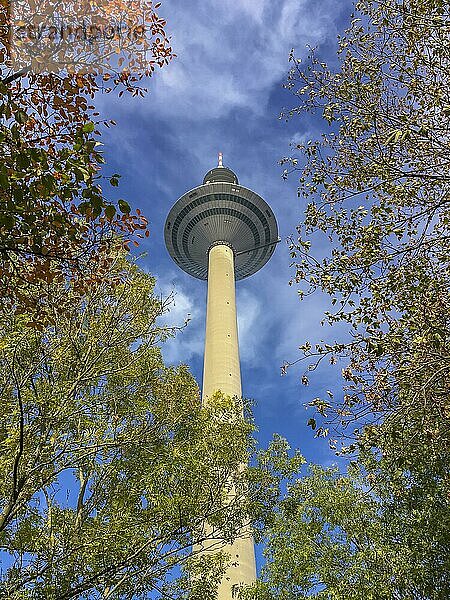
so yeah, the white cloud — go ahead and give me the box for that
[221,0,269,24]
[145,0,339,121]
[290,130,314,148]
[237,287,263,365]
[154,272,205,365]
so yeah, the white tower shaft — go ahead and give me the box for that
[203,244,241,400]
[202,243,257,597]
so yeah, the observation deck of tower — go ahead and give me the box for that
[165,153,278,282]
[165,154,279,598]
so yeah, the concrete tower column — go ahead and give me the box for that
[203,244,241,401]
[202,243,257,598]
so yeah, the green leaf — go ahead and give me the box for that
[118,199,131,214]
[104,205,116,219]
[15,110,28,124]
[0,169,8,188]
[82,122,95,133]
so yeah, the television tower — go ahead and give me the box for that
[165,154,278,598]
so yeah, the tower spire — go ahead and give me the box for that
[218,151,223,167]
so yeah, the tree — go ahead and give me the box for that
[269,0,450,596]
[0,254,296,599]
[243,460,450,599]
[0,0,174,322]
[282,0,450,468]
[8,0,172,80]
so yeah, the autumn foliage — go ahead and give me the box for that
[0,0,174,325]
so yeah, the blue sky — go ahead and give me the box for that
[97,0,353,496]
